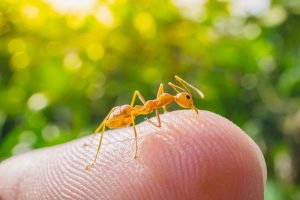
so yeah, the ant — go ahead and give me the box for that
[85,75,204,170]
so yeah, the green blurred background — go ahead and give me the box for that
[0,0,299,199]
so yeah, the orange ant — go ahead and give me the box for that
[85,75,204,170]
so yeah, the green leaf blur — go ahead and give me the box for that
[0,0,299,199]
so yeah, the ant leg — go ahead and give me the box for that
[156,83,164,98]
[145,83,165,125]
[163,106,168,113]
[95,107,118,133]
[83,107,117,148]
[85,123,106,170]
[131,112,138,159]
[156,83,168,113]
[145,108,161,128]
[83,122,104,148]
[130,90,146,107]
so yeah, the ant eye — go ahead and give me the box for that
[186,95,191,99]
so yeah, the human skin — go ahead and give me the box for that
[0,110,267,200]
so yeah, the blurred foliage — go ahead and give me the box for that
[0,0,300,199]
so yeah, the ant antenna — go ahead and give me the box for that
[168,82,185,93]
[175,75,205,99]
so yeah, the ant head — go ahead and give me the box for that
[175,92,194,108]
[169,75,205,114]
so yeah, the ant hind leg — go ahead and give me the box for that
[83,107,117,148]
[85,123,106,170]
[130,112,138,159]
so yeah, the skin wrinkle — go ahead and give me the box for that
[196,133,233,198]
[149,113,209,199]
[23,156,46,199]
[38,153,55,200]
[52,146,83,199]
[246,136,267,185]
[167,127,195,198]
[177,145,189,199]
[232,152,244,198]
[122,171,143,200]
[240,155,253,199]
[48,151,65,199]
[63,154,92,199]
[235,141,250,198]
[185,139,203,195]
[187,139,204,193]
[188,119,220,195]
[248,144,264,199]
[188,123,212,191]
[123,164,149,199]
[194,112,260,199]
[159,133,182,199]
[184,143,201,198]
[17,157,37,199]
[114,168,134,200]
[162,145,180,199]
[229,137,253,197]
[141,128,203,199]
[81,161,111,199]
[63,171,87,199]
[53,157,66,198]
[170,145,182,199]
[74,140,113,197]
[0,110,265,200]
[229,129,258,198]
[136,162,162,200]
[132,166,152,199]
[43,167,54,200]
[237,135,261,198]
[145,140,171,196]
[140,137,177,200]
[82,129,148,200]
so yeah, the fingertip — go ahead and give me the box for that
[139,110,266,200]
[244,133,267,187]
[0,110,266,200]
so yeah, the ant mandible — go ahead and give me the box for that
[85,75,204,170]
